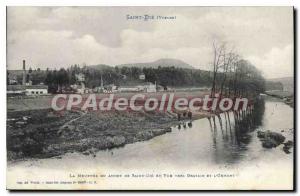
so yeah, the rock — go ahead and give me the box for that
[283,140,293,154]
[272,132,285,143]
[283,146,291,154]
[262,140,277,148]
[284,140,294,147]
[257,130,265,138]
[257,130,286,149]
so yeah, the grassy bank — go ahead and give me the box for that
[6,90,236,161]
[7,108,186,161]
[264,90,294,107]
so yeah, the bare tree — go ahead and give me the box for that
[210,40,226,97]
[219,50,238,96]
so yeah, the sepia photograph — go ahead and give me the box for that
[6,6,294,190]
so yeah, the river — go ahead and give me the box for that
[7,96,294,190]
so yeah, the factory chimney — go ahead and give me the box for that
[22,60,26,85]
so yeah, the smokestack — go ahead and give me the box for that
[22,60,26,85]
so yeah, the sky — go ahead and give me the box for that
[7,7,293,79]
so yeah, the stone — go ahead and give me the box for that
[257,130,286,149]
[257,130,265,138]
[282,140,293,154]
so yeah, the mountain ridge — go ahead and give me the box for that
[116,58,195,69]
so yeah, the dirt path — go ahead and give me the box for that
[61,110,87,127]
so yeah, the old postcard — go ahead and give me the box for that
[6,6,294,190]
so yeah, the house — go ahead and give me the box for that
[7,68,27,85]
[139,73,145,80]
[24,85,48,95]
[8,78,18,85]
[75,73,85,82]
[144,82,156,93]
[118,86,141,92]
[137,82,157,93]
[117,82,157,93]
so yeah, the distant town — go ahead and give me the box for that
[7,58,292,99]
[7,58,213,97]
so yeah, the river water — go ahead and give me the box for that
[7,96,294,189]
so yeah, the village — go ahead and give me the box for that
[7,60,161,97]
[6,59,212,161]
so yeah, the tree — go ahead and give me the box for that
[210,40,265,98]
[211,40,226,97]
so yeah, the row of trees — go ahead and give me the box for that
[20,65,214,93]
[120,66,212,87]
[210,41,265,98]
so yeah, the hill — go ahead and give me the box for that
[116,58,195,69]
[87,64,112,70]
[267,77,294,92]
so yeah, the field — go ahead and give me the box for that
[7,90,211,161]
[7,90,210,111]
[7,109,180,161]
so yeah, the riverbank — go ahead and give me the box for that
[6,92,273,161]
[6,90,213,161]
[7,108,195,161]
[264,90,294,107]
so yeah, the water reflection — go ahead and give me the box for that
[208,98,265,164]
[172,98,266,165]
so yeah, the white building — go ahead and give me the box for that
[75,73,85,82]
[139,73,145,80]
[118,86,140,92]
[145,82,156,93]
[137,82,157,93]
[25,85,48,95]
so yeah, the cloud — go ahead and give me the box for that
[7,7,293,78]
[247,44,293,78]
